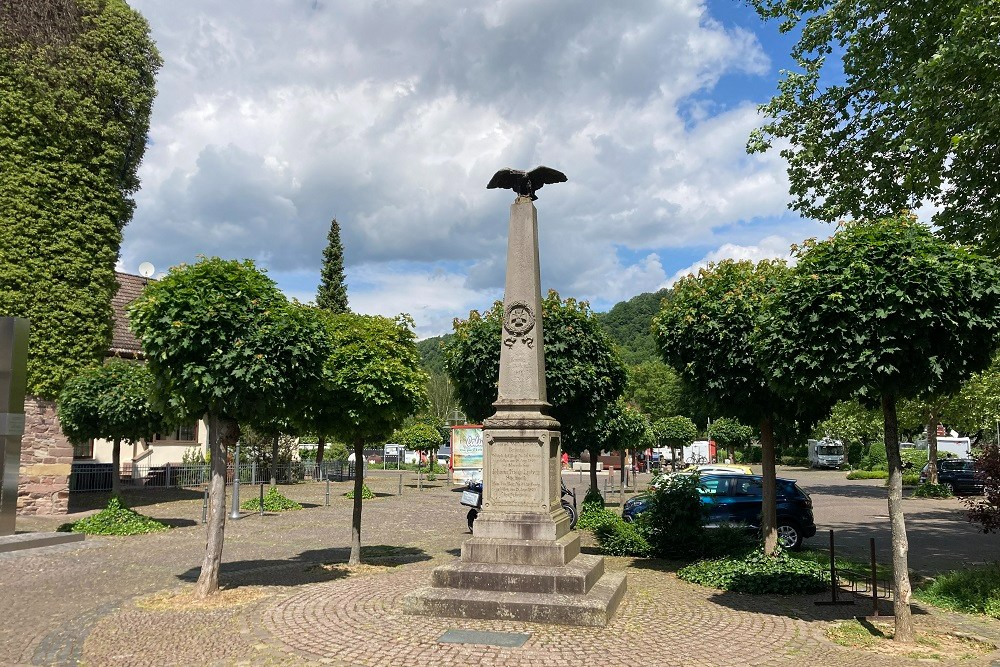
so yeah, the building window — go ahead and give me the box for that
[73,439,94,459]
[155,422,198,443]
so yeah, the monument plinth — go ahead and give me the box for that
[403,171,626,626]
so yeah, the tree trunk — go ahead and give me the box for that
[588,447,600,495]
[195,414,240,599]
[728,443,736,464]
[270,433,279,487]
[111,437,121,497]
[759,415,778,555]
[620,449,626,488]
[883,394,915,642]
[349,437,365,566]
[927,410,939,485]
[316,435,326,466]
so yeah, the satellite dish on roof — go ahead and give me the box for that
[138,262,155,278]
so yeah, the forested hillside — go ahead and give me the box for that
[594,288,670,364]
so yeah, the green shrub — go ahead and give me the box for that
[59,496,168,536]
[702,523,760,559]
[344,484,375,500]
[847,469,889,480]
[241,486,302,512]
[779,456,810,466]
[860,442,888,471]
[902,472,920,486]
[916,563,1000,617]
[912,482,954,498]
[593,516,651,557]
[577,490,617,530]
[678,549,828,594]
[847,442,864,467]
[640,473,708,559]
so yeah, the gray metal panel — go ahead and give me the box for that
[0,318,29,535]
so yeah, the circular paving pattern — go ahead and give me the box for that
[255,564,882,667]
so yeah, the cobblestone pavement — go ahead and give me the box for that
[3,469,1000,666]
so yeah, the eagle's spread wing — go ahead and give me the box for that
[487,168,527,191]
[526,166,568,192]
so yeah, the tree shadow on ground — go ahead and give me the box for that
[175,545,431,589]
[68,487,206,513]
[158,518,199,528]
[704,587,927,622]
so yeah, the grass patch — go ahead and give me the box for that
[240,486,302,512]
[827,619,994,659]
[58,496,168,536]
[678,549,828,594]
[915,563,1000,618]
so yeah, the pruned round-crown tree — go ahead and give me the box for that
[748,0,1000,253]
[0,0,160,398]
[651,416,697,469]
[708,417,755,464]
[444,291,627,492]
[57,360,166,496]
[128,258,330,598]
[602,401,653,487]
[755,214,1000,642]
[317,312,427,565]
[653,259,814,554]
[393,421,444,471]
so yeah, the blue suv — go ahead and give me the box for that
[622,473,816,550]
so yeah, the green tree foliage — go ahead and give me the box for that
[444,291,627,473]
[0,0,161,398]
[128,258,330,598]
[755,215,1000,642]
[708,417,755,464]
[416,336,450,376]
[652,416,697,468]
[624,361,684,422]
[57,360,165,495]
[316,217,349,313]
[393,422,443,470]
[318,312,427,565]
[748,0,1000,251]
[596,288,671,364]
[813,400,884,466]
[654,259,808,554]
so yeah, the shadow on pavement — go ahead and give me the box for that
[68,487,206,513]
[175,545,432,589]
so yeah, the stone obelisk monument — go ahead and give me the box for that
[404,167,626,626]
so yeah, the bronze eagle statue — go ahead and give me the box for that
[487,166,567,200]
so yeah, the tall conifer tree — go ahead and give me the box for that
[316,218,349,313]
[314,217,349,465]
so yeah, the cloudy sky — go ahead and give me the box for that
[121,0,830,338]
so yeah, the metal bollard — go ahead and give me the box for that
[259,483,265,517]
[325,478,330,506]
[398,473,403,496]
[201,488,208,524]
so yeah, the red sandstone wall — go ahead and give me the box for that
[18,397,71,515]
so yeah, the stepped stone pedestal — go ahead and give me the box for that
[403,192,626,627]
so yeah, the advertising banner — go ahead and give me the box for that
[451,425,483,484]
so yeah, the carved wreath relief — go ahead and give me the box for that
[503,301,535,348]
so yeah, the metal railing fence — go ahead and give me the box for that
[69,460,355,493]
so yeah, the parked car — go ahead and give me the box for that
[919,458,984,495]
[683,464,754,476]
[621,473,816,550]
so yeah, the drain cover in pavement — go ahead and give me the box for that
[438,629,531,648]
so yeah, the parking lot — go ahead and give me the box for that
[3,466,1000,666]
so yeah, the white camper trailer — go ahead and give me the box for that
[808,438,846,468]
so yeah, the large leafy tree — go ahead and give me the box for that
[313,216,350,467]
[129,258,330,598]
[748,0,1000,251]
[624,362,685,422]
[318,312,426,565]
[708,417,755,464]
[654,259,811,554]
[652,416,697,470]
[444,291,627,490]
[592,400,652,491]
[755,215,1000,642]
[393,421,444,472]
[0,0,160,398]
[57,360,166,495]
